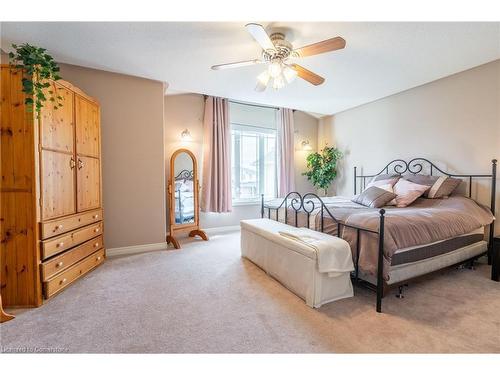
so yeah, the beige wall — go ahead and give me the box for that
[59,63,167,248]
[164,94,319,228]
[319,60,500,232]
[294,110,319,194]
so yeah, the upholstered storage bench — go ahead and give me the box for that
[240,218,354,308]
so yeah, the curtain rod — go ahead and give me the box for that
[228,100,279,111]
[229,99,296,112]
[204,95,295,112]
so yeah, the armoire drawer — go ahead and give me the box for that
[43,248,105,299]
[41,209,103,239]
[41,235,103,281]
[41,222,103,260]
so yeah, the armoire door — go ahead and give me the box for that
[75,95,101,212]
[40,82,74,153]
[41,150,76,220]
[76,155,100,212]
[75,96,100,158]
[39,82,77,220]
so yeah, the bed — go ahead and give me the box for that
[174,169,195,224]
[261,158,497,312]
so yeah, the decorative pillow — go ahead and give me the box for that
[403,174,461,198]
[392,178,430,207]
[365,177,400,191]
[403,174,437,190]
[174,180,185,191]
[182,179,194,192]
[371,173,401,183]
[427,176,461,198]
[352,186,397,208]
[375,183,394,193]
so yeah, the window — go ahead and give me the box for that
[230,103,277,204]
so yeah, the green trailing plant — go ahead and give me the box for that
[8,43,63,118]
[302,146,343,195]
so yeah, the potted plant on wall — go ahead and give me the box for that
[8,43,63,118]
[302,145,343,196]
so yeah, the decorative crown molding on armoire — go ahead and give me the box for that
[0,64,105,313]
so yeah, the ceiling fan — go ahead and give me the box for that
[211,23,346,91]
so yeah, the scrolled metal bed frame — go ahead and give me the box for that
[175,169,194,181]
[261,158,497,313]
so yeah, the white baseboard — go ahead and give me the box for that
[106,242,168,258]
[106,226,240,258]
[204,225,240,234]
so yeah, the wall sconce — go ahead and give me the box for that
[180,128,192,141]
[301,139,312,151]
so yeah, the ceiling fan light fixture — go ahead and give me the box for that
[255,80,267,92]
[283,65,297,83]
[257,70,271,85]
[272,74,285,90]
[268,59,283,78]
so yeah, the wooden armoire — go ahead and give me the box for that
[0,65,105,308]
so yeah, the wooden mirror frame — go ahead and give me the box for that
[166,148,208,249]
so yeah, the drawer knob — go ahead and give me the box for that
[93,214,99,219]
[56,242,64,248]
[97,256,101,261]
[56,261,63,267]
[95,228,100,233]
[94,242,99,248]
[60,278,67,285]
[55,224,63,231]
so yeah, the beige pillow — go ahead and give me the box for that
[371,174,401,183]
[365,177,399,191]
[427,176,462,198]
[403,174,461,198]
[352,186,397,208]
[377,183,397,205]
[376,183,394,193]
[392,178,429,207]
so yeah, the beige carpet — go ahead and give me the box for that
[1,230,499,353]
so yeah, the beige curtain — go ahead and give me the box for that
[277,108,295,196]
[201,96,232,213]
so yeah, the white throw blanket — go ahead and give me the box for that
[278,228,354,277]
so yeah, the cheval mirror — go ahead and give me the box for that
[167,149,208,249]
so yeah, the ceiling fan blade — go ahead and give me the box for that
[245,23,276,51]
[294,37,346,57]
[289,64,325,86]
[211,59,262,70]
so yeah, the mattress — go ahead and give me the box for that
[390,227,485,266]
[364,240,488,285]
[264,195,494,279]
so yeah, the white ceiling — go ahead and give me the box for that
[1,22,499,115]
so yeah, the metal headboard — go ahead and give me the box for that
[354,157,496,201]
[174,169,193,181]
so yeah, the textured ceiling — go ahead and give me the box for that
[1,22,499,115]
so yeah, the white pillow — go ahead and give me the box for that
[377,184,397,206]
[391,178,430,207]
[377,183,394,193]
[365,178,399,191]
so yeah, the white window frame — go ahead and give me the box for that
[231,122,278,205]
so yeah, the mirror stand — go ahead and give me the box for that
[167,229,208,250]
[166,234,181,249]
[167,148,209,249]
